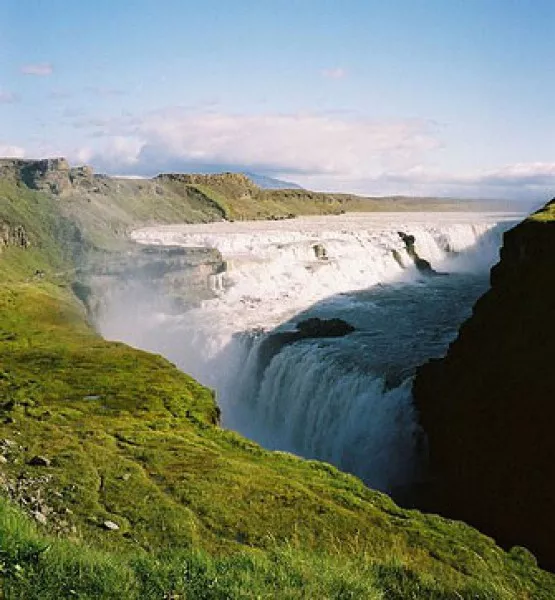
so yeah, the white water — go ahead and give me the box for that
[99,212,520,493]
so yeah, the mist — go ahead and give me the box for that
[96,212,518,495]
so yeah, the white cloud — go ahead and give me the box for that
[67,108,554,202]
[0,144,25,158]
[472,162,555,187]
[21,63,53,76]
[72,110,439,178]
[138,110,438,175]
[380,162,555,191]
[310,163,555,202]
[75,136,143,166]
[0,90,19,103]
[321,67,347,79]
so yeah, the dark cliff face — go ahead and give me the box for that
[414,199,555,569]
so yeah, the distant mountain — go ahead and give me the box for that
[243,172,303,190]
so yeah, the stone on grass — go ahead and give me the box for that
[29,455,51,467]
[33,511,47,525]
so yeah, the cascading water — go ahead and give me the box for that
[99,212,520,495]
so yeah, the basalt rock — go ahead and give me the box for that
[78,245,227,317]
[295,317,355,338]
[413,199,555,570]
[1,223,30,249]
[398,231,438,275]
[0,157,95,196]
[257,318,355,375]
[313,243,328,260]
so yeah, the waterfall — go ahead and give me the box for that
[98,212,520,493]
[224,339,421,492]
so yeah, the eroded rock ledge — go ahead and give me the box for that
[414,199,555,570]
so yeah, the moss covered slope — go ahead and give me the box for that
[1,178,554,597]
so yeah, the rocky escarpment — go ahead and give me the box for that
[156,172,255,190]
[414,198,555,569]
[397,231,439,275]
[77,244,226,317]
[1,223,30,250]
[0,158,94,195]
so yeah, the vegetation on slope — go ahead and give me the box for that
[1,176,554,597]
[528,197,555,222]
[2,495,550,600]
[1,158,511,254]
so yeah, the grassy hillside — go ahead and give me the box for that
[0,158,510,253]
[528,197,555,222]
[1,177,554,598]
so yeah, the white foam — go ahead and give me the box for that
[98,212,520,492]
[130,212,518,336]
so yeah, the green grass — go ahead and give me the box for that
[1,178,555,598]
[1,497,549,600]
[529,199,555,222]
[0,180,84,282]
[186,184,233,219]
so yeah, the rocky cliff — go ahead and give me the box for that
[414,198,555,569]
[0,157,94,195]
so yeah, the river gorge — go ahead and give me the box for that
[96,211,520,496]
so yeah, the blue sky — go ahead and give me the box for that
[1,0,554,200]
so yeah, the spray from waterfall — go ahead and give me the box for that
[99,213,518,494]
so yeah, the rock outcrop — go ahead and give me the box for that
[398,231,438,275]
[77,245,226,316]
[0,158,95,195]
[294,317,355,338]
[156,172,256,190]
[1,223,30,250]
[312,243,328,260]
[257,318,355,374]
[413,199,555,569]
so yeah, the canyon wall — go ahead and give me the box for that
[414,199,555,569]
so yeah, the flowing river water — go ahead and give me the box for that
[98,212,520,495]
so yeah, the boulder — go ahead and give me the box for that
[313,243,328,260]
[29,455,51,467]
[102,520,120,531]
[32,511,48,525]
[257,318,355,375]
[296,317,355,338]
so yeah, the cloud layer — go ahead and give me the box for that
[73,109,440,178]
[3,106,553,202]
[363,163,555,201]
[321,67,347,79]
[0,144,25,158]
[20,63,53,76]
[0,90,19,103]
